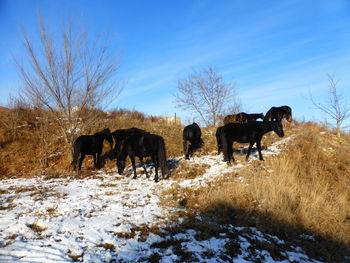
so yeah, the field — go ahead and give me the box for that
[0,108,349,262]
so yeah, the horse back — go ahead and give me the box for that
[124,133,160,157]
[222,122,263,143]
[183,123,201,142]
[112,128,148,143]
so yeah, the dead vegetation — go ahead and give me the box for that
[170,121,350,250]
[1,106,350,261]
[0,107,183,177]
[27,222,47,233]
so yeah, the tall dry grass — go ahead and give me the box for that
[186,122,350,246]
[0,108,184,177]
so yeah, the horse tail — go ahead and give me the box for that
[157,137,170,177]
[215,127,223,154]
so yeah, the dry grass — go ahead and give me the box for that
[27,222,47,233]
[67,249,84,262]
[0,107,183,176]
[181,122,350,248]
[1,107,350,260]
[98,242,116,251]
[171,160,210,180]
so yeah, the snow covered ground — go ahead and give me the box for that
[0,135,330,262]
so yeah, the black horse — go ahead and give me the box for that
[72,128,113,170]
[215,126,223,154]
[182,122,204,160]
[221,121,284,163]
[264,106,292,122]
[100,127,149,166]
[115,133,169,182]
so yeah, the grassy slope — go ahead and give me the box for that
[1,109,349,261]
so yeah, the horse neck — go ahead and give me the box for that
[94,131,107,142]
[260,122,274,135]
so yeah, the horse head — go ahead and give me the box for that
[115,139,127,175]
[116,157,125,175]
[273,121,284,137]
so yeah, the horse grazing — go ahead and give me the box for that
[221,121,284,163]
[182,122,204,160]
[115,133,169,182]
[215,126,223,154]
[264,106,292,122]
[72,128,113,170]
[223,112,264,125]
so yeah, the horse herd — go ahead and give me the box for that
[71,105,292,182]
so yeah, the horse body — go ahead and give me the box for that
[264,106,292,122]
[116,133,169,182]
[111,127,148,145]
[221,121,284,163]
[72,128,113,170]
[224,112,264,125]
[182,122,204,160]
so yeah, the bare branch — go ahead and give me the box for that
[174,66,239,126]
[308,75,350,137]
[16,15,122,148]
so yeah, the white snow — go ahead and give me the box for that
[0,135,327,262]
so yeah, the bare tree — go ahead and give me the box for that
[15,16,122,150]
[175,66,239,126]
[309,75,350,137]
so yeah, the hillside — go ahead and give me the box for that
[0,116,349,262]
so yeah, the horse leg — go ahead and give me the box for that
[230,140,235,163]
[246,141,254,161]
[78,154,85,170]
[256,140,264,161]
[130,155,137,179]
[139,157,149,178]
[96,151,102,169]
[222,133,234,164]
[217,138,222,155]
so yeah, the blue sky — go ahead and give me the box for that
[1,0,350,126]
